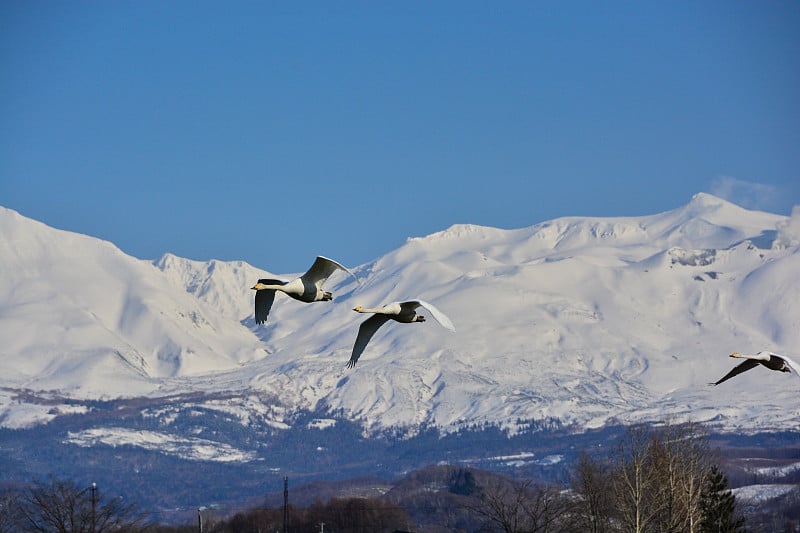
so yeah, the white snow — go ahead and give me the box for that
[459,451,565,468]
[65,427,257,462]
[732,484,798,503]
[746,461,800,478]
[0,401,89,429]
[535,454,565,466]
[2,193,799,436]
[489,452,537,462]
[308,418,337,430]
[0,389,91,429]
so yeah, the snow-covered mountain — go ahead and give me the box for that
[0,208,269,392]
[1,193,799,434]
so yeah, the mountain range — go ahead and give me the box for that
[1,193,799,438]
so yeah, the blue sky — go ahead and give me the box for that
[2,1,798,273]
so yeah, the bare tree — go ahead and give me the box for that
[468,477,569,533]
[0,490,23,533]
[569,451,615,533]
[19,478,149,533]
[520,484,570,533]
[617,420,713,533]
[649,421,711,533]
[611,425,663,533]
[570,421,717,533]
[469,477,528,533]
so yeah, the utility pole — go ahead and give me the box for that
[90,482,97,533]
[283,476,288,533]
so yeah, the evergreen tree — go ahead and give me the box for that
[449,468,478,496]
[699,465,746,533]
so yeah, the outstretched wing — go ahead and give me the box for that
[347,314,391,368]
[302,256,359,288]
[772,353,800,381]
[254,278,285,325]
[413,300,456,332]
[712,359,760,386]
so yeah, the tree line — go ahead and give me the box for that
[0,421,760,532]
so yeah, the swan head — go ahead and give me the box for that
[353,306,364,312]
[251,282,267,290]
[729,352,742,358]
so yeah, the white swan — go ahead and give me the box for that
[712,351,800,386]
[251,256,359,324]
[346,300,455,368]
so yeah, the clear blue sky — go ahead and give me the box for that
[2,1,798,273]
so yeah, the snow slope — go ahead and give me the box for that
[0,207,268,394]
[732,484,798,504]
[1,194,799,434]
[65,427,257,462]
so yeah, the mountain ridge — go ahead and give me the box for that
[1,194,798,435]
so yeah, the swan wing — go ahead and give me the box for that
[413,300,456,332]
[772,353,800,381]
[254,282,283,325]
[347,314,391,368]
[712,359,760,386]
[302,256,359,288]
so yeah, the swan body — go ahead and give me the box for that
[347,299,455,368]
[251,256,358,325]
[712,351,800,386]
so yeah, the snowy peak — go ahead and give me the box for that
[641,192,782,249]
[154,253,272,322]
[685,191,735,211]
[387,194,784,276]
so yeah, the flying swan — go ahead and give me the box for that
[251,256,359,325]
[712,351,800,386]
[346,300,455,368]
